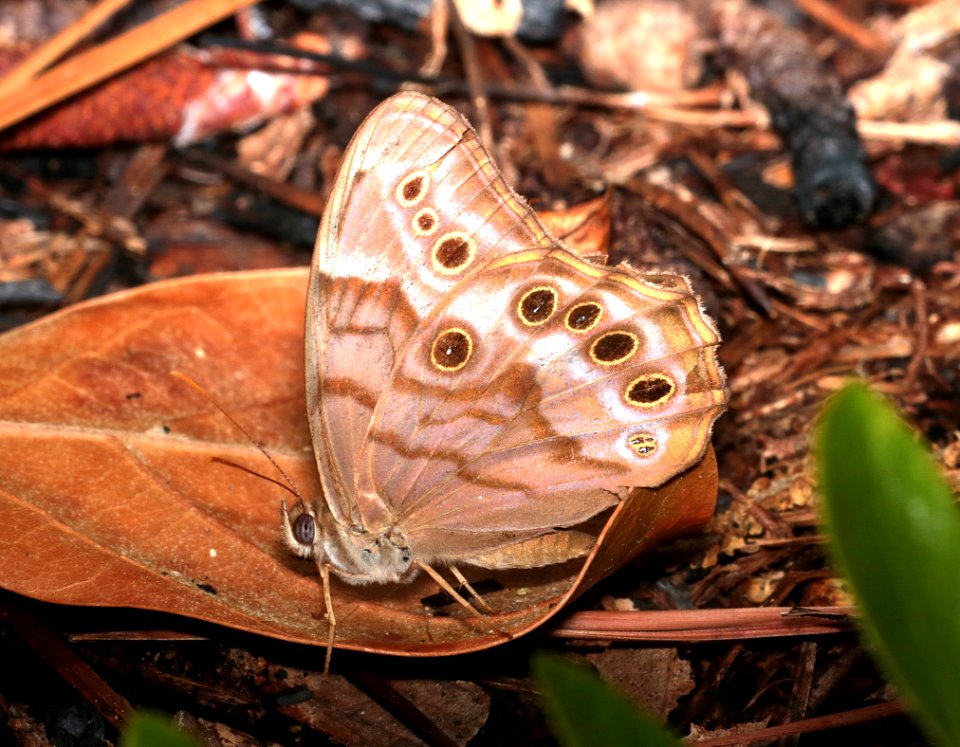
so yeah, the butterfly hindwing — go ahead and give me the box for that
[356,246,725,561]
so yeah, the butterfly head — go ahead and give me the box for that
[280,499,414,584]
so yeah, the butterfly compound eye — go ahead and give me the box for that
[293,513,316,546]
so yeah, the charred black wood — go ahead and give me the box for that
[0,279,62,307]
[713,1,875,229]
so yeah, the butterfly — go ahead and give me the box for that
[279,92,726,663]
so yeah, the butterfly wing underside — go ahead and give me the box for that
[309,92,727,565]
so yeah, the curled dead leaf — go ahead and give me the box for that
[0,270,716,655]
[537,192,612,264]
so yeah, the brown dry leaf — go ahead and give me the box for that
[537,192,612,263]
[271,669,489,746]
[0,269,716,655]
[587,647,695,717]
[745,251,876,310]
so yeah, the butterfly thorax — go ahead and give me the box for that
[281,499,414,585]
[329,520,414,585]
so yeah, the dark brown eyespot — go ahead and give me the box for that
[413,208,438,235]
[518,286,558,326]
[431,233,476,275]
[565,302,602,332]
[431,327,473,371]
[625,374,675,407]
[628,433,657,456]
[403,177,423,201]
[293,513,316,545]
[396,171,429,206]
[590,331,639,365]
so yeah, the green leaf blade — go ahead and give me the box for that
[120,712,202,747]
[816,382,960,746]
[532,653,680,747]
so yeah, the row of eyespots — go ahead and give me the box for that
[517,286,606,334]
[516,286,640,366]
[513,285,677,454]
[396,173,479,374]
[429,286,675,398]
[395,172,480,277]
[430,328,673,399]
[400,157,682,457]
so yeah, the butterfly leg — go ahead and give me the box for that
[449,566,493,613]
[414,560,483,616]
[320,563,335,677]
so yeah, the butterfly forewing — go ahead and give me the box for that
[307,93,557,529]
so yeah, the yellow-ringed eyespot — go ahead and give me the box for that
[431,232,477,275]
[413,207,439,236]
[396,170,430,206]
[517,286,559,326]
[627,433,657,456]
[590,331,639,366]
[624,373,675,407]
[431,327,473,372]
[565,302,603,333]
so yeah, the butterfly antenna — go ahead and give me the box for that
[209,457,300,499]
[170,371,304,504]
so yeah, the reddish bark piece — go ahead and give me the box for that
[0,35,332,150]
[0,269,716,654]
